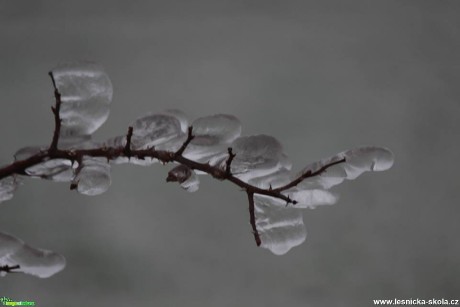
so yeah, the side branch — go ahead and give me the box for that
[174,126,194,157]
[247,192,261,246]
[274,157,346,192]
[225,148,236,176]
[48,72,62,152]
[124,126,134,157]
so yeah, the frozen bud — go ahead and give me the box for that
[72,157,111,196]
[167,164,192,183]
[166,165,199,192]
[51,62,113,137]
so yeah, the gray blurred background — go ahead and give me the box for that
[1,1,459,306]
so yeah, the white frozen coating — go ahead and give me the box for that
[131,113,183,149]
[230,135,287,181]
[51,62,113,137]
[25,159,76,182]
[191,114,241,145]
[0,232,23,257]
[0,232,66,278]
[286,189,338,209]
[74,157,111,196]
[162,109,189,133]
[255,195,307,255]
[14,146,43,161]
[180,170,200,192]
[248,167,339,254]
[248,168,292,189]
[183,114,241,162]
[298,146,394,190]
[0,176,18,203]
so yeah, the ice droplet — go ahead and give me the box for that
[230,135,287,181]
[0,231,66,278]
[51,62,112,137]
[191,114,241,145]
[73,157,111,196]
[131,113,183,149]
[254,194,306,255]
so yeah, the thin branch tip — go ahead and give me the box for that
[225,147,236,176]
[48,71,62,152]
[174,126,195,157]
[124,126,134,156]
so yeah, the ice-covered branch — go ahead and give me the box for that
[0,63,395,257]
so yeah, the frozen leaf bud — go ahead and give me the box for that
[166,165,199,192]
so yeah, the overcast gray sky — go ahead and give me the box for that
[1,1,459,306]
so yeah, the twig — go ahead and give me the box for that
[225,147,236,177]
[274,157,346,192]
[0,265,21,274]
[174,126,194,157]
[48,71,62,153]
[247,192,261,246]
[124,126,134,157]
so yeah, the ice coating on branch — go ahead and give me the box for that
[298,146,394,190]
[58,134,96,150]
[51,62,112,137]
[0,176,19,204]
[73,157,111,196]
[254,195,306,255]
[0,232,66,278]
[162,109,188,133]
[14,146,43,161]
[286,189,337,209]
[229,135,287,181]
[26,159,77,182]
[183,114,241,162]
[0,232,23,257]
[167,165,199,192]
[248,168,338,254]
[249,168,292,189]
[131,113,184,150]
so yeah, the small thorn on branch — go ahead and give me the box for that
[225,147,236,177]
[48,71,62,152]
[175,126,194,157]
[124,126,134,157]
